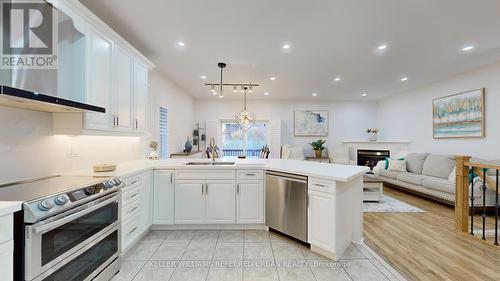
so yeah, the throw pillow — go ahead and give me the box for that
[385,157,405,170]
[387,158,407,172]
[448,167,456,182]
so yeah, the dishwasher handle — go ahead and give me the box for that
[266,170,308,183]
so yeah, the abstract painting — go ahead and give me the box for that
[433,89,485,138]
[294,110,329,137]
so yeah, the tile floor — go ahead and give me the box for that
[112,230,405,281]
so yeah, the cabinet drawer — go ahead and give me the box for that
[0,214,13,245]
[122,214,140,250]
[0,241,13,281]
[364,182,382,189]
[122,199,140,219]
[122,187,140,207]
[309,178,336,194]
[122,175,141,192]
[175,170,235,180]
[237,170,264,180]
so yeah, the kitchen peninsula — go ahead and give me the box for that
[66,158,369,260]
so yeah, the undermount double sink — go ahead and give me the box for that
[186,161,236,166]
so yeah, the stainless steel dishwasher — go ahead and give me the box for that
[265,170,308,242]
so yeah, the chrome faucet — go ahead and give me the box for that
[209,137,217,161]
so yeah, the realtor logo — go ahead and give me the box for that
[1,0,57,69]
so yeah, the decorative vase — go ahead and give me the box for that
[368,132,378,142]
[185,137,193,153]
[148,150,159,160]
[315,149,322,158]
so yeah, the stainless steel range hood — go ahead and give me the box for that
[0,85,105,113]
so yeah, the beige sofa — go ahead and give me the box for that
[373,153,497,206]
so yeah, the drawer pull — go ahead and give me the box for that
[128,207,138,214]
[314,184,327,188]
[245,173,256,176]
[237,184,240,195]
[130,180,138,185]
[128,193,139,200]
[128,227,137,235]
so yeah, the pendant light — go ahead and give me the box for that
[235,87,256,132]
[217,63,225,98]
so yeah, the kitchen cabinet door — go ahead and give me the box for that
[308,191,333,251]
[236,181,264,224]
[153,170,174,225]
[139,171,153,232]
[175,181,204,224]
[205,180,236,224]
[113,45,133,130]
[84,26,113,130]
[133,59,148,131]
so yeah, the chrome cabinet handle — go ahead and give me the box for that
[170,174,173,184]
[206,184,208,195]
[128,206,138,214]
[237,184,240,195]
[129,227,137,235]
[117,116,119,126]
[128,193,138,200]
[113,116,116,126]
[135,119,138,129]
[314,183,327,188]
[130,180,137,185]
[245,173,256,176]
[201,184,204,194]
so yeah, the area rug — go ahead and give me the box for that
[363,195,425,213]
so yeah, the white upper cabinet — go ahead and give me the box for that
[113,45,134,130]
[84,26,113,130]
[133,59,148,132]
[52,1,154,135]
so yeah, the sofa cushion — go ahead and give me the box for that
[387,158,406,172]
[397,173,433,186]
[378,169,402,179]
[422,178,455,194]
[405,153,430,174]
[422,154,455,179]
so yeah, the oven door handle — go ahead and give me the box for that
[32,195,119,234]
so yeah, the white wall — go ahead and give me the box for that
[148,71,194,155]
[194,99,378,157]
[378,62,500,159]
[0,69,194,184]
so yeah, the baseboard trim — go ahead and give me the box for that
[151,224,267,230]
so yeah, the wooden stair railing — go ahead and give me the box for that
[455,155,499,246]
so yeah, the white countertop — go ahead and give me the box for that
[0,201,22,216]
[65,158,369,182]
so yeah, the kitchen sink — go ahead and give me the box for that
[211,162,235,165]
[186,162,213,165]
[185,161,235,166]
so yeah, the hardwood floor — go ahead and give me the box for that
[363,186,499,281]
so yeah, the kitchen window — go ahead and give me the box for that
[221,122,267,157]
[159,107,168,159]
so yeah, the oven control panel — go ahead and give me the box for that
[24,177,123,224]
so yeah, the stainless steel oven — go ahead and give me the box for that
[25,191,120,281]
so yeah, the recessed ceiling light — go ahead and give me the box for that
[264,92,269,96]
[334,76,341,82]
[361,93,367,97]
[377,44,387,50]
[270,77,276,81]
[219,95,224,99]
[462,45,474,52]
[312,93,317,97]
[282,44,291,49]
[176,41,185,47]
[201,75,207,79]
[400,77,408,82]
[212,92,217,95]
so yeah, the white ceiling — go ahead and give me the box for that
[80,0,500,101]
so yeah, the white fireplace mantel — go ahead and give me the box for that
[342,141,411,165]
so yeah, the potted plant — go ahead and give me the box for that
[366,128,379,142]
[310,139,326,158]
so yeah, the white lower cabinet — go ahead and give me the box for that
[174,181,205,224]
[205,180,236,223]
[308,189,335,252]
[0,241,13,281]
[236,181,264,223]
[153,170,174,224]
[121,171,153,252]
[174,179,236,224]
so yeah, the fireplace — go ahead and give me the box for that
[357,149,390,171]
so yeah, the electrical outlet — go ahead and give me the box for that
[67,147,80,158]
